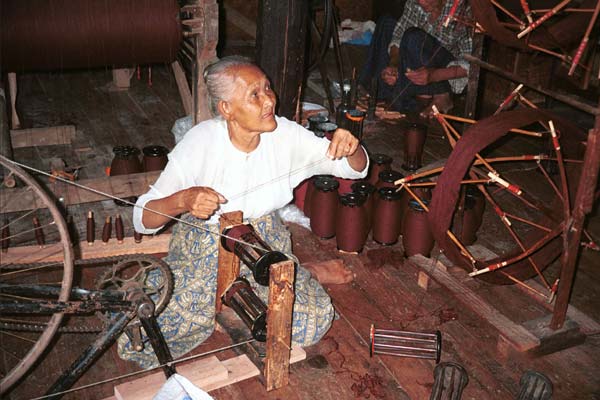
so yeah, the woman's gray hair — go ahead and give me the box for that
[203,56,257,117]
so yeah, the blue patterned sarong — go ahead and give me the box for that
[118,212,334,368]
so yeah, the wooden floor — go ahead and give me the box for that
[2,55,600,400]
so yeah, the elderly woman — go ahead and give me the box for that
[120,56,368,367]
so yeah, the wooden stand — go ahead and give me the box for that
[216,212,296,391]
[407,250,599,357]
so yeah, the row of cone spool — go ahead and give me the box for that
[110,145,170,176]
[294,153,486,256]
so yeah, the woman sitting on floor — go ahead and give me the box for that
[122,56,368,367]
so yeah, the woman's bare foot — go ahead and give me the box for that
[303,259,354,284]
[419,92,453,119]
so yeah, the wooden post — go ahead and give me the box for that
[8,72,21,129]
[551,123,600,329]
[216,211,243,312]
[256,0,308,119]
[463,33,484,119]
[0,81,14,162]
[171,60,193,116]
[192,0,219,124]
[264,259,295,391]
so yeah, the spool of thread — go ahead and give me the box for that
[376,170,404,190]
[351,181,376,231]
[115,215,124,243]
[1,220,9,253]
[336,177,356,195]
[344,109,366,140]
[142,145,169,172]
[102,217,112,244]
[134,230,143,243]
[430,362,469,400]
[402,199,434,257]
[110,146,142,176]
[372,187,404,245]
[221,223,289,286]
[33,217,45,247]
[368,154,393,185]
[86,211,95,246]
[309,176,340,239]
[401,122,427,171]
[222,278,268,342]
[308,115,328,136]
[317,122,338,141]
[293,178,311,213]
[303,177,317,218]
[336,192,368,253]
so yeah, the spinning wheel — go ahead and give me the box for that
[400,110,586,294]
[0,155,74,393]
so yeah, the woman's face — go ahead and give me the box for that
[224,65,277,136]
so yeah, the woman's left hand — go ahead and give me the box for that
[405,67,433,86]
[327,128,360,160]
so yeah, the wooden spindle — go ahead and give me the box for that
[86,211,95,246]
[33,217,45,248]
[115,215,124,244]
[102,216,112,245]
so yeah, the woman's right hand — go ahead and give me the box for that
[181,187,227,219]
[380,66,398,86]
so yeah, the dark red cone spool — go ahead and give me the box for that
[336,177,356,195]
[376,170,404,190]
[367,153,393,186]
[309,176,339,239]
[399,185,432,234]
[460,187,485,245]
[351,180,376,232]
[403,199,434,257]
[293,178,311,212]
[142,145,169,172]
[401,122,427,171]
[303,177,317,218]
[336,192,368,253]
[110,145,142,176]
[372,187,404,245]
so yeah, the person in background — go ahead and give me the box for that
[359,0,473,117]
[121,56,368,367]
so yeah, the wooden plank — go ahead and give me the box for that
[10,125,76,148]
[264,260,295,391]
[0,234,171,264]
[407,255,541,352]
[0,171,160,213]
[114,355,227,400]
[216,211,243,312]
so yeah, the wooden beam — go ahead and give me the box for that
[0,171,160,213]
[223,3,257,39]
[256,0,308,119]
[10,125,76,148]
[0,234,171,264]
[463,54,600,116]
[171,61,193,116]
[264,259,295,391]
[216,211,243,312]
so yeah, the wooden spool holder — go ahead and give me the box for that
[216,211,295,391]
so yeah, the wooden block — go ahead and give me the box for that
[522,315,586,356]
[203,354,260,392]
[10,125,76,148]
[264,260,295,391]
[112,68,134,89]
[216,211,243,312]
[114,356,227,400]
